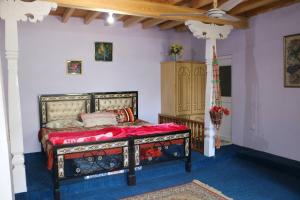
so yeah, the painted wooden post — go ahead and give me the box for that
[185,21,232,157]
[0,0,57,193]
[204,38,216,156]
[0,49,14,200]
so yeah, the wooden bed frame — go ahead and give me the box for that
[38,91,191,200]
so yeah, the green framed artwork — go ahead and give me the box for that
[95,42,113,61]
[284,34,300,87]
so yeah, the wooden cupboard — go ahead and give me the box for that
[161,61,206,122]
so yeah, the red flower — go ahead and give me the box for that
[223,108,230,116]
[210,106,230,116]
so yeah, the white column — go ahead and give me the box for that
[0,0,57,193]
[0,49,14,200]
[185,20,233,157]
[5,18,27,193]
[204,39,216,157]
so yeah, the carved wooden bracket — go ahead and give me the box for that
[185,20,233,40]
[0,0,57,22]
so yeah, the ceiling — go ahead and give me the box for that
[47,0,300,32]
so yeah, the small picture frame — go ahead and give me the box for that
[95,42,113,61]
[66,60,82,75]
[284,34,300,87]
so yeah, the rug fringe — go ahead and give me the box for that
[192,180,233,200]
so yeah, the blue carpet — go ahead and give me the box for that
[16,145,300,200]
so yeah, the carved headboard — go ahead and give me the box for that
[93,91,138,120]
[39,94,92,128]
[38,91,138,128]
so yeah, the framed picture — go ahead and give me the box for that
[66,60,82,75]
[95,42,113,61]
[284,34,300,87]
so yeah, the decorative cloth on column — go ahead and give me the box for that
[209,46,230,149]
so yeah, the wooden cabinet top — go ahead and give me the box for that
[161,60,205,64]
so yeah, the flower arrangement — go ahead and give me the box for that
[209,105,230,127]
[210,105,230,149]
[210,106,230,116]
[169,43,183,60]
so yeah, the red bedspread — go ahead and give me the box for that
[48,123,189,146]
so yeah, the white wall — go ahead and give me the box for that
[218,3,300,161]
[0,16,203,153]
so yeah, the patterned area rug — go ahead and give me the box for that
[122,180,233,200]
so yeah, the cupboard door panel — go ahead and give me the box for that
[192,64,206,114]
[176,63,192,115]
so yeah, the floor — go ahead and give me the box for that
[16,145,300,200]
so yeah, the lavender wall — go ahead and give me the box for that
[218,3,300,161]
[0,16,202,153]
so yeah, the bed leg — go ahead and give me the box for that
[54,186,60,200]
[185,161,192,172]
[127,137,136,186]
[185,134,192,172]
[53,148,61,200]
[127,173,136,186]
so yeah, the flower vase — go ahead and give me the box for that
[171,54,177,61]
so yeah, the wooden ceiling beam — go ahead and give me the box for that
[229,0,280,15]
[62,8,75,23]
[123,16,146,27]
[159,21,183,30]
[243,0,300,17]
[150,0,184,4]
[45,0,248,29]
[84,11,101,24]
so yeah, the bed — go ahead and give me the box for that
[38,91,191,200]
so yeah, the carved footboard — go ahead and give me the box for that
[159,114,204,153]
[52,139,129,200]
[52,131,191,200]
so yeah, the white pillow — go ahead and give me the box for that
[46,119,83,129]
[81,112,118,128]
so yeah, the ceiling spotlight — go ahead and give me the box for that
[106,12,114,24]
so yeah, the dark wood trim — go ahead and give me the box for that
[38,93,92,128]
[127,137,136,186]
[53,146,60,200]
[38,91,139,128]
[92,91,138,119]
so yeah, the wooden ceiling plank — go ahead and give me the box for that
[62,7,75,23]
[192,0,213,8]
[84,11,101,24]
[159,20,183,30]
[229,0,280,15]
[45,0,248,29]
[115,14,125,21]
[243,0,300,17]
[175,24,188,32]
[123,16,146,27]
[143,18,166,29]
[141,0,185,29]
[150,0,184,4]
